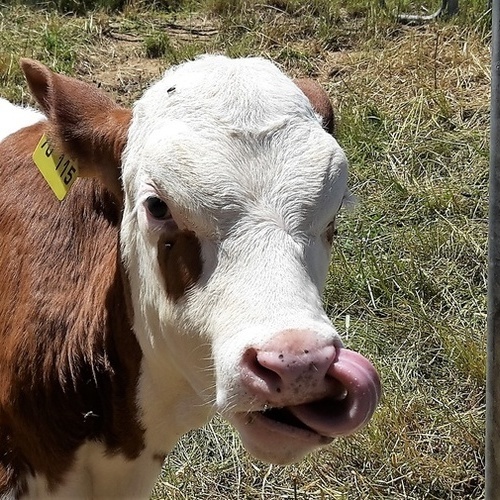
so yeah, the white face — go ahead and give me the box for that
[120,56,380,464]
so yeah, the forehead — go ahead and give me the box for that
[132,55,316,132]
[124,56,348,230]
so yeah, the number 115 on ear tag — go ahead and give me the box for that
[32,134,78,201]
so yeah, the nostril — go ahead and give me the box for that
[242,347,283,394]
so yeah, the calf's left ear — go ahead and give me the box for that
[20,58,131,200]
[294,78,335,136]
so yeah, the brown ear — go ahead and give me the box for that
[294,79,335,136]
[20,58,131,201]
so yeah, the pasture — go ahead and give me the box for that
[0,0,488,498]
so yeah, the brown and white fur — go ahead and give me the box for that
[0,55,380,499]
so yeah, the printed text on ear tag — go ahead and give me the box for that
[32,134,78,201]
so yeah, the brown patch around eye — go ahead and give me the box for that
[157,230,203,301]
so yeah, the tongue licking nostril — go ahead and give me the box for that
[288,348,381,437]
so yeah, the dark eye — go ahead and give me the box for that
[145,196,170,219]
[325,220,337,244]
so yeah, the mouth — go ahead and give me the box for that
[248,406,334,443]
[225,347,381,464]
[242,393,350,443]
[261,406,312,431]
[227,403,334,464]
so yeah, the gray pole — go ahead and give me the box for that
[487,0,500,497]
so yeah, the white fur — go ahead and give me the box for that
[23,442,160,499]
[121,56,349,462]
[0,98,44,142]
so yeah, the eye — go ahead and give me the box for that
[145,196,170,219]
[325,219,337,245]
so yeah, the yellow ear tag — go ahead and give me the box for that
[32,134,78,201]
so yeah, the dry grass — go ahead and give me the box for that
[0,0,490,498]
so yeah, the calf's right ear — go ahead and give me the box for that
[294,79,335,136]
[20,58,132,201]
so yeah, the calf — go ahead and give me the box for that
[0,55,381,499]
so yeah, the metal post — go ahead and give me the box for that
[487,0,500,497]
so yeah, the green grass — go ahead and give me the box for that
[0,0,490,498]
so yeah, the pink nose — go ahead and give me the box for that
[240,329,381,437]
[242,330,341,402]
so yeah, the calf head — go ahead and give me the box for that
[21,55,380,465]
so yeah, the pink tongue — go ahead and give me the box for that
[288,348,381,437]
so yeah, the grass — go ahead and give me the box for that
[0,0,490,498]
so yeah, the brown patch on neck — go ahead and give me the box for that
[157,230,203,301]
[0,121,144,495]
